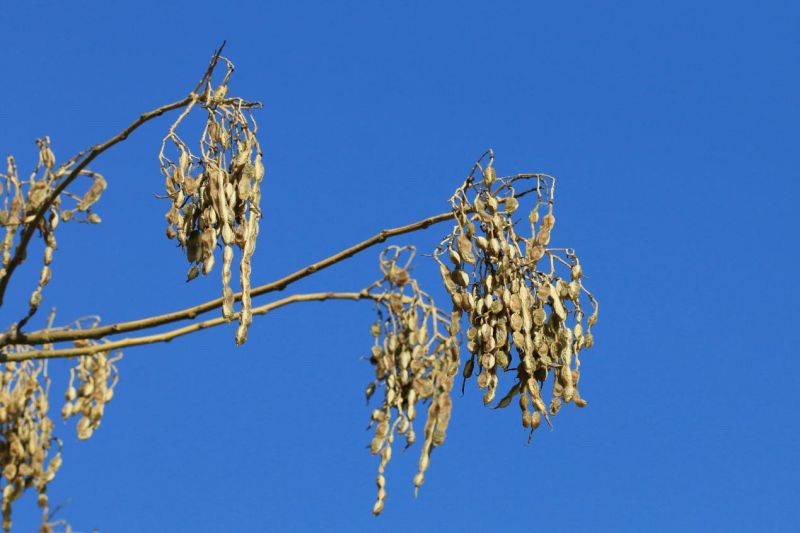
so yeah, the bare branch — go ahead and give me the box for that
[5,210,456,347]
[2,291,379,362]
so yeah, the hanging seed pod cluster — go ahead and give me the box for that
[1,141,107,325]
[60,345,121,441]
[364,246,460,515]
[159,57,264,345]
[437,151,598,441]
[0,355,62,533]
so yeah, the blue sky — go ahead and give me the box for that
[1,1,798,531]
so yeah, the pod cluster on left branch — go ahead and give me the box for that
[1,140,107,325]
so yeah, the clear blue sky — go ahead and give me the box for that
[1,1,798,532]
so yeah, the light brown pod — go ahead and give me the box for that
[484,165,497,185]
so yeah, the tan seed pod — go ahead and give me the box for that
[490,299,504,314]
[584,332,594,348]
[568,280,581,300]
[494,325,507,346]
[413,471,425,493]
[574,397,588,408]
[77,417,93,440]
[431,429,447,447]
[457,235,476,264]
[535,228,551,246]
[490,238,501,256]
[460,291,474,312]
[482,388,496,405]
[547,284,567,321]
[65,386,77,402]
[512,331,525,349]
[533,308,547,326]
[3,464,16,481]
[372,499,385,516]
[450,291,463,308]
[495,350,510,369]
[522,411,532,428]
[439,263,458,294]
[549,397,562,416]
[528,244,545,262]
[484,164,496,185]
[504,197,519,214]
[480,323,493,343]
[519,391,529,411]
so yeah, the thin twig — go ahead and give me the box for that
[2,291,380,362]
[5,211,456,347]
[4,175,544,349]
[0,48,229,307]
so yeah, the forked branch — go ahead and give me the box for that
[0,43,230,307]
[2,291,381,362]
[3,210,456,347]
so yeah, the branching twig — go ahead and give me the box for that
[3,211,456,347]
[2,291,385,362]
[3,174,542,349]
[0,45,231,307]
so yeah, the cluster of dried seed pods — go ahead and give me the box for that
[0,355,62,532]
[364,246,459,515]
[1,141,106,327]
[60,345,121,441]
[437,151,598,440]
[160,57,264,345]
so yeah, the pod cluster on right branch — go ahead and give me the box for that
[437,151,598,440]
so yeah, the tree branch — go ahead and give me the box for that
[1,291,378,362]
[4,211,457,347]
[0,43,230,307]
[2,172,544,356]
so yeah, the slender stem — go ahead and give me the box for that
[0,97,196,307]
[4,211,457,347]
[2,291,378,362]
[2,174,542,354]
[0,43,230,307]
